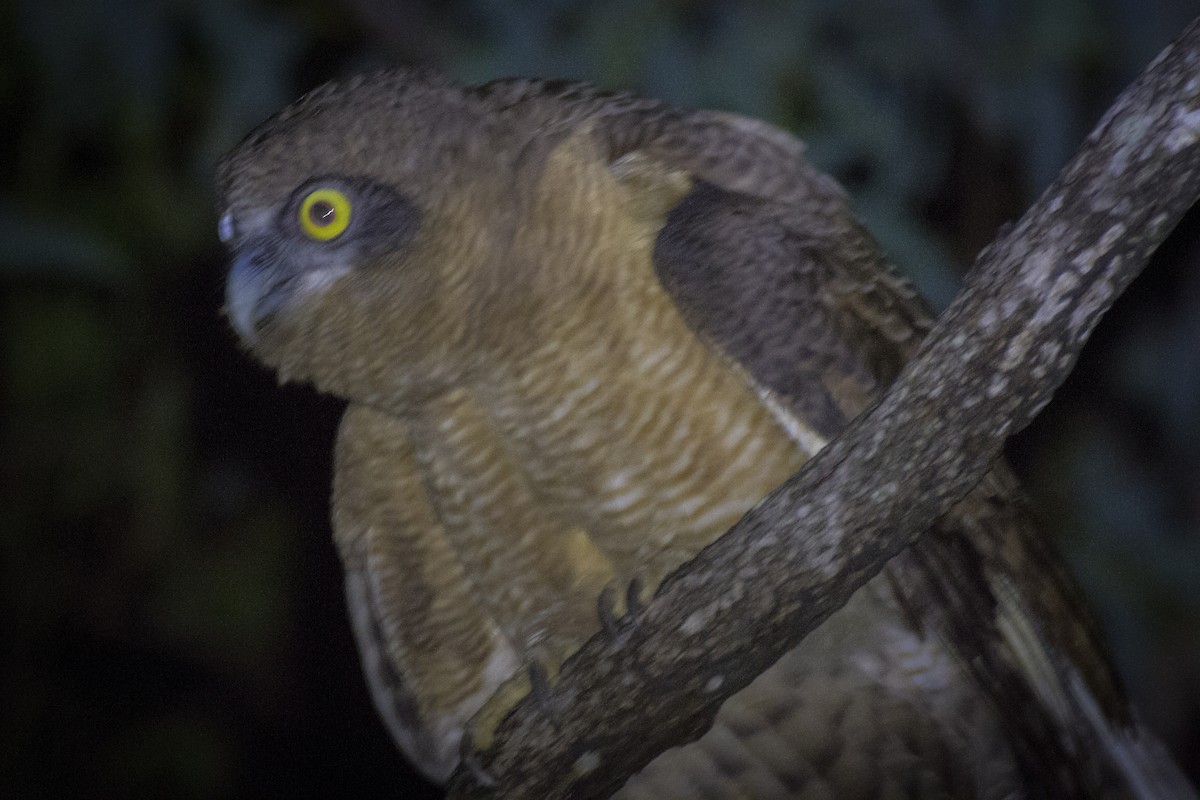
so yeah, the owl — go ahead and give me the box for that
[217,69,1192,798]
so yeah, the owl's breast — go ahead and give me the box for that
[469,270,810,586]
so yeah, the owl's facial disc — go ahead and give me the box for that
[219,176,421,348]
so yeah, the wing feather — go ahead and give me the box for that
[333,404,521,782]
[594,107,1185,796]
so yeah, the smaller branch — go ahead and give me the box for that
[449,16,1200,799]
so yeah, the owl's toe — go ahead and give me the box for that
[457,728,498,787]
[598,574,650,643]
[527,659,560,720]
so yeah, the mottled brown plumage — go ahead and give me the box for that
[218,69,1192,798]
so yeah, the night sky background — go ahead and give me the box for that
[3,1,1198,796]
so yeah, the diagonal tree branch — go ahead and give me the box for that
[448,16,1200,799]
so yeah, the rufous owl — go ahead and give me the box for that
[218,70,1192,799]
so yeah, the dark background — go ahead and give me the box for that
[2,1,1198,796]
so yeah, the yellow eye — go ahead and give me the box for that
[298,188,352,241]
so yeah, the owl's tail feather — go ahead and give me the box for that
[1068,671,1197,800]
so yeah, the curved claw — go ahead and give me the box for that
[597,575,649,644]
[625,575,646,618]
[527,660,558,721]
[457,729,497,788]
[598,584,623,638]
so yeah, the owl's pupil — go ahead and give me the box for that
[310,200,336,226]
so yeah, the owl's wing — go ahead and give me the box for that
[331,403,522,783]
[590,108,1191,797]
[651,167,926,440]
[333,395,622,785]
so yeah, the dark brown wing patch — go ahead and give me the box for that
[654,180,871,438]
[620,106,1137,795]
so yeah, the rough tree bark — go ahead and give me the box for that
[448,16,1200,800]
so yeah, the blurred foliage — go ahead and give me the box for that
[1,0,1197,796]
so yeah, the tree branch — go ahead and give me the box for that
[448,16,1200,799]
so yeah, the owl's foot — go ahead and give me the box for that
[598,575,647,642]
[466,669,535,751]
[527,659,559,720]
[625,574,647,617]
[465,648,572,751]
[457,729,497,788]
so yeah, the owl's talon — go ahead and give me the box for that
[598,576,649,644]
[527,660,558,721]
[458,730,497,788]
[625,575,646,619]
[598,584,622,638]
